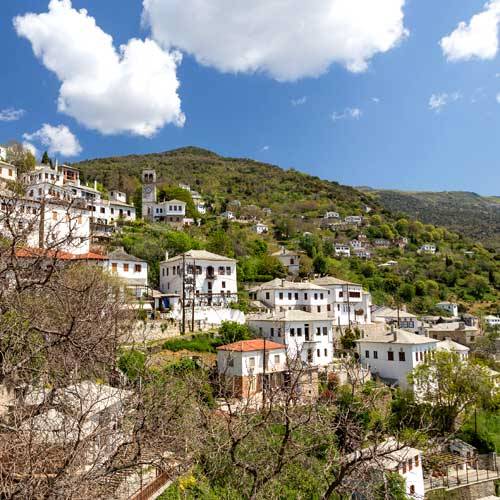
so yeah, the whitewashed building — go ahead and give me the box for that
[324,211,340,219]
[356,328,439,390]
[485,315,500,328]
[272,247,300,275]
[344,215,363,225]
[248,309,334,368]
[160,250,238,307]
[249,279,331,315]
[252,222,268,234]
[0,160,17,184]
[372,306,420,334]
[106,247,148,298]
[419,243,436,254]
[334,243,351,257]
[312,277,372,326]
[436,301,459,317]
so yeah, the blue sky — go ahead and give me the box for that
[2,0,500,195]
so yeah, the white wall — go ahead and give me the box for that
[256,287,330,314]
[217,348,286,377]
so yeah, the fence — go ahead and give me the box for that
[129,470,170,500]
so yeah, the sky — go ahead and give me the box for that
[1,0,500,195]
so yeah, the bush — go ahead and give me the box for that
[118,349,146,381]
[162,334,220,353]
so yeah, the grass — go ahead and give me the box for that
[458,409,500,453]
[162,334,221,353]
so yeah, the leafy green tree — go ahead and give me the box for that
[409,351,493,433]
[207,230,234,257]
[397,283,415,303]
[218,321,252,345]
[313,254,328,275]
[468,275,490,300]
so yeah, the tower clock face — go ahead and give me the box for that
[144,186,152,195]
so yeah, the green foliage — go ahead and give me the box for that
[374,472,410,500]
[118,349,146,381]
[458,409,500,453]
[162,334,221,353]
[218,321,252,345]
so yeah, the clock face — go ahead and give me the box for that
[144,186,152,194]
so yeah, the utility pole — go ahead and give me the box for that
[181,252,186,335]
[262,336,266,408]
[346,284,351,329]
[396,299,400,329]
[191,259,196,332]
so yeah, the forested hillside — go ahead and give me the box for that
[76,147,500,315]
[362,188,500,250]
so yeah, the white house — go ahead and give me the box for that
[324,211,340,219]
[217,339,287,398]
[0,146,7,162]
[159,249,238,308]
[344,215,363,225]
[372,306,420,334]
[350,239,363,249]
[484,315,500,328]
[356,328,439,390]
[373,239,391,248]
[106,247,148,298]
[272,247,300,275]
[419,243,436,254]
[220,210,235,220]
[248,309,334,368]
[349,438,424,499]
[334,244,351,257]
[0,160,17,184]
[436,301,459,317]
[352,248,372,259]
[436,338,469,360]
[312,277,372,326]
[252,222,268,234]
[249,279,331,315]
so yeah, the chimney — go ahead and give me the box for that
[390,324,397,342]
[281,279,285,287]
[165,251,169,261]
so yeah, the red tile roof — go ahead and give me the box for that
[14,247,107,261]
[217,339,284,352]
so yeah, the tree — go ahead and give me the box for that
[41,151,50,165]
[409,351,493,433]
[218,321,252,344]
[313,253,328,275]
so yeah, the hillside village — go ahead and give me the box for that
[0,144,499,499]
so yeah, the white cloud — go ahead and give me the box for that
[22,142,38,158]
[142,0,408,81]
[14,0,184,137]
[332,107,362,122]
[428,92,461,113]
[371,97,381,103]
[291,96,308,106]
[260,145,270,152]
[23,124,82,157]
[496,93,500,103]
[440,1,500,62]
[0,108,25,121]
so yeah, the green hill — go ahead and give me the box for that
[361,188,500,250]
[75,147,499,315]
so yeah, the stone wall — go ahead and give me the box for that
[426,478,500,499]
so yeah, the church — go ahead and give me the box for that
[142,169,187,226]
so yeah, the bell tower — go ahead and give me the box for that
[142,169,157,220]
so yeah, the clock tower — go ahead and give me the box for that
[142,169,157,220]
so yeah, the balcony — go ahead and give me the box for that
[206,272,216,280]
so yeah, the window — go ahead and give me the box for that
[317,349,321,357]
[52,211,58,221]
[314,293,318,300]
[288,293,292,300]
[100,207,105,214]
[228,358,234,367]
[265,292,270,300]
[226,266,231,275]
[402,462,406,473]
[123,263,129,272]
[320,293,324,300]
[297,328,302,337]
[222,281,226,289]
[324,348,327,356]
[248,357,255,368]
[274,355,280,364]
[399,351,406,362]
[373,351,378,359]
[270,328,274,336]
[218,266,225,275]
[365,350,370,358]
[279,292,283,300]
[317,306,321,312]
[316,327,321,335]
[135,264,142,273]
[111,263,117,272]
[290,328,295,336]
[290,258,295,265]
[409,485,415,495]
[294,292,299,300]
[323,327,328,335]
[414,455,419,467]
[388,351,394,361]
[8,169,12,177]
[304,293,308,300]
[407,458,412,471]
